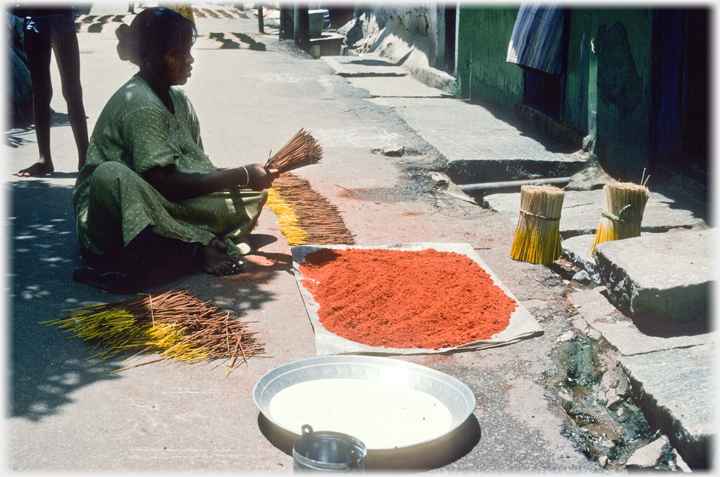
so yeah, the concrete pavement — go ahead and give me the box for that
[5,4,713,472]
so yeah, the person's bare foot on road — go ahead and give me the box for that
[200,238,243,276]
[17,161,54,177]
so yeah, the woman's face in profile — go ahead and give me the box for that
[159,32,194,86]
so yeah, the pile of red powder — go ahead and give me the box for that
[298,248,518,349]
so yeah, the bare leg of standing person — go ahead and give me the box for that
[52,22,88,171]
[17,12,88,177]
[18,19,54,177]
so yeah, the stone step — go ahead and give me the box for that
[409,66,456,94]
[351,76,452,98]
[324,54,586,184]
[560,234,601,283]
[593,227,715,321]
[309,32,345,57]
[385,97,587,183]
[561,231,692,287]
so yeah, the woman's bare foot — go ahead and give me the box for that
[199,239,243,276]
[17,161,54,177]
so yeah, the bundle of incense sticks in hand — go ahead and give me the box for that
[265,128,323,173]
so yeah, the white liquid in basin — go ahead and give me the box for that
[269,378,453,449]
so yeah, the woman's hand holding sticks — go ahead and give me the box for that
[216,126,324,193]
[245,164,279,191]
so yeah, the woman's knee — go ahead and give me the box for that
[88,161,138,197]
[91,161,131,182]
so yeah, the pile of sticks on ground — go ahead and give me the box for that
[44,288,267,376]
[267,172,356,246]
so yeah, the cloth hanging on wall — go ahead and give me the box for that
[507,4,565,75]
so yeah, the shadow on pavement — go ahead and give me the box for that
[5,111,72,149]
[596,289,712,337]
[9,179,286,421]
[630,312,711,337]
[464,98,578,155]
[10,179,122,421]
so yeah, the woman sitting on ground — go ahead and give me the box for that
[72,7,278,293]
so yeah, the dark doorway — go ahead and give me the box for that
[523,68,564,120]
[651,8,710,182]
[444,4,457,74]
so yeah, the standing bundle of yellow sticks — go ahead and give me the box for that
[510,184,565,264]
[588,181,650,254]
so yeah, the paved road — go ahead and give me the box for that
[6,6,603,472]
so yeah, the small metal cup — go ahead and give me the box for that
[292,424,367,472]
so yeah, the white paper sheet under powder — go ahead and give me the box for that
[268,378,453,449]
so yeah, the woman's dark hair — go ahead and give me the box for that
[116,7,197,67]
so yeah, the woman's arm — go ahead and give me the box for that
[144,163,278,201]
